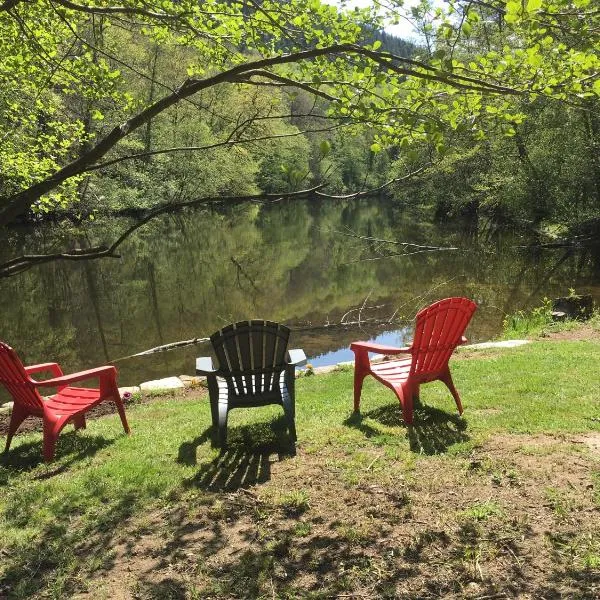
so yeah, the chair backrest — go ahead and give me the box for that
[0,342,44,411]
[210,320,290,396]
[410,297,477,376]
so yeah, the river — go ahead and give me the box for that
[1,198,598,388]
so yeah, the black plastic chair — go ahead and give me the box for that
[196,320,306,448]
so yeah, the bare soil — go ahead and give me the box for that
[71,432,600,600]
[539,323,600,341]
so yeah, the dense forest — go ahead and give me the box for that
[0,0,599,278]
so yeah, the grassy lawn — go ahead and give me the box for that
[1,339,600,599]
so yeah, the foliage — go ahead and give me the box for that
[0,0,598,230]
[502,297,600,338]
[502,298,557,338]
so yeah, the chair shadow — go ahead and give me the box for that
[0,431,114,483]
[345,402,469,455]
[180,416,295,492]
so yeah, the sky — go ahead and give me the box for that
[332,0,446,42]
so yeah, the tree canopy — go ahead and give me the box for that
[0,0,598,241]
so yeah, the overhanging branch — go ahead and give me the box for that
[0,166,428,278]
[0,42,526,225]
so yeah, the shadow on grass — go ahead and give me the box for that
[181,416,296,492]
[0,431,114,484]
[0,432,134,599]
[344,402,469,455]
[128,577,188,600]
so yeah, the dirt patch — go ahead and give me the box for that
[539,323,600,341]
[74,433,600,599]
[0,387,207,437]
[576,432,600,456]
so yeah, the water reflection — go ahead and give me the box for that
[0,198,598,386]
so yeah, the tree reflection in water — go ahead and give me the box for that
[0,198,598,386]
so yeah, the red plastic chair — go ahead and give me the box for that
[0,342,130,461]
[351,297,477,424]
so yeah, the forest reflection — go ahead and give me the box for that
[0,198,598,386]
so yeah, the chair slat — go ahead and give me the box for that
[251,320,266,393]
[0,343,43,411]
[236,322,254,395]
[262,320,279,392]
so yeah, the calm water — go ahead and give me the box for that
[1,198,599,388]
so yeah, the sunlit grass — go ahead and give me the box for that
[0,339,599,597]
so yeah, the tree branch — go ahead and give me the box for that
[0,164,430,277]
[240,70,339,102]
[82,123,350,172]
[0,42,526,225]
[52,0,188,20]
[315,165,428,200]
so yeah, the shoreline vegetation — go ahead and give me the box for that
[1,313,599,598]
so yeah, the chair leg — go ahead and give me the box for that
[353,367,368,412]
[282,391,297,442]
[413,384,421,408]
[4,404,29,453]
[113,397,131,434]
[209,396,218,428]
[43,416,71,462]
[440,370,463,415]
[42,420,59,462]
[217,402,228,449]
[398,383,414,425]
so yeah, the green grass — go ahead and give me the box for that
[1,339,600,597]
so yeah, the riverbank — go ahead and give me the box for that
[1,334,599,598]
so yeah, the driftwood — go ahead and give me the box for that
[111,317,399,363]
[111,337,210,363]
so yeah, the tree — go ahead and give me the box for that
[0,0,598,273]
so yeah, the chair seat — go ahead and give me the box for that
[370,358,412,386]
[217,377,284,407]
[44,386,102,416]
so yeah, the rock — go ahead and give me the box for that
[466,340,530,349]
[337,360,354,367]
[139,377,184,392]
[0,401,13,414]
[118,386,140,399]
[552,294,594,321]
[313,365,338,375]
[551,311,567,321]
[178,375,206,388]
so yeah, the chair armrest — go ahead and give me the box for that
[350,341,412,355]
[34,366,117,388]
[287,348,307,367]
[24,362,64,378]
[196,356,217,376]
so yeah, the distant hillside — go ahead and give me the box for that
[372,29,418,57]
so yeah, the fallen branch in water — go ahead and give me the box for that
[110,316,400,364]
[111,336,210,363]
